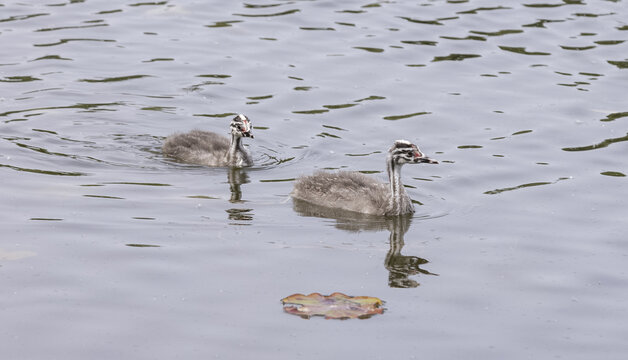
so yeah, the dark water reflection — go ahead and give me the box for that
[226,167,254,224]
[227,167,249,203]
[384,215,438,289]
[293,199,436,288]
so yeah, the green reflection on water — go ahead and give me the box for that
[601,171,626,177]
[0,13,49,23]
[401,40,438,46]
[600,112,628,122]
[83,195,124,199]
[398,16,446,26]
[608,60,628,69]
[354,47,384,53]
[355,95,386,102]
[562,133,628,152]
[317,132,341,139]
[512,130,533,136]
[102,182,171,186]
[383,112,430,120]
[34,38,115,47]
[323,104,357,110]
[205,20,243,28]
[0,76,41,82]
[293,109,329,115]
[31,55,72,61]
[470,29,523,36]
[187,195,219,199]
[300,27,335,31]
[432,53,481,61]
[457,6,511,14]
[35,23,108,32]
[259,178,295,183]
[560,45,596,51]
[484,177,569,195]
[129,2,168,7]
[234,9,300,17]
[194,113,237,118]
[499,46,550,56]
[0,163,86,176]
[322,125,347,131]
[79,75,150,83]
[441,35,486,41]
[196,74,231,78]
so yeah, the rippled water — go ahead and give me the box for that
[1,1,627,359]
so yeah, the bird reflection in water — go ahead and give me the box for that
[384,214,437,288]
[226,167,253,223]
[292,199,436,288]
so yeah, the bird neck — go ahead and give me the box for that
[386,155,415,215]
[387,155,406,212]
[227,133,245,164]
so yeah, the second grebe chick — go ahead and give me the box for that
[163,114,254,167]
[291,140,438,216]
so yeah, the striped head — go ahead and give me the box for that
[389,140,438,165]
[230,114,254,138]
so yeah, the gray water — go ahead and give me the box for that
[1,1,627,359]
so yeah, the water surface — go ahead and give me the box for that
[1,1,627,359]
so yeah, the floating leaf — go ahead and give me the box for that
[281,292,384,319]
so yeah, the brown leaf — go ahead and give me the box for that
[281,292,384,319]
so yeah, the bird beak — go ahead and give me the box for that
[415,156,438,164]
[241,119,253,138]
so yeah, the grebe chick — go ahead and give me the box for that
[291,140,438,216]
[163,114,254,167]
